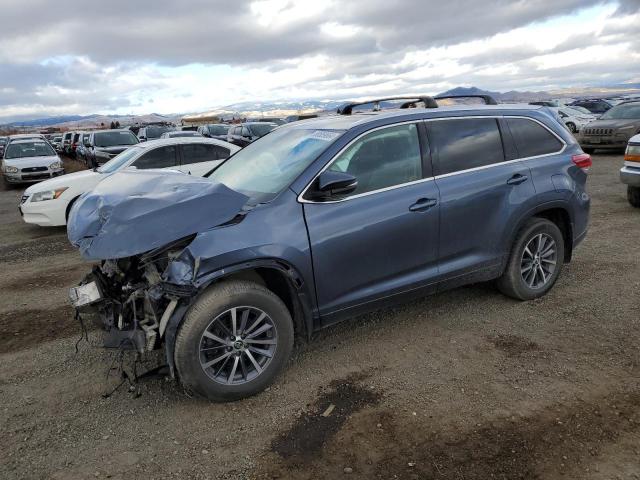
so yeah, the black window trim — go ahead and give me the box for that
[299,120,432,204]
[298,115,566,204]
[428,115,566,180]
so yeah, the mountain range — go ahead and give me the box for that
[3,84,639,129]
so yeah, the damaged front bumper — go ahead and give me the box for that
[71,241,197,363]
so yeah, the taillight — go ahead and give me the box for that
[625,144,640,163]
[572,153,592,171]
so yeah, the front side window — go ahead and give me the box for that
[208,127,342,202]
[327,123,422,196]
[506,118,563,158]
[182,143,222,165]
[429,118,504,175]
[132,145,177,169]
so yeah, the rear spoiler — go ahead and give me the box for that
[337,96,439,115]
[433,94,498,105]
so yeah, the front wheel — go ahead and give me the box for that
[497,218,565,300]
[628,186,640,208]
[174,280,294,402]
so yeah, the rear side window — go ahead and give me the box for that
[182,143,227,164]
[328,123,422,196]
[132,146,177,169]
[506,118,563,158]
[429,118,504,175]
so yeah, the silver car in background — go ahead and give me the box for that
[1,139,64,185]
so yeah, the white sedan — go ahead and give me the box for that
[20,137,239,227]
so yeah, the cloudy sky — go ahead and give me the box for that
[0,0,638,121]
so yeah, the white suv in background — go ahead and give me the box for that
[556,106,597,133]
[20,137,239,226]
[621,134,640,208]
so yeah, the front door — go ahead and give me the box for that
[303,122,440,320]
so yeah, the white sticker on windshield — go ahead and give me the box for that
[309,130,341,141]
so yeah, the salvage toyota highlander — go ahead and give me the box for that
[68,95,591,402]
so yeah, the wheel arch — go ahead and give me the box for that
[163,259,315,378]
[506,202,575,267]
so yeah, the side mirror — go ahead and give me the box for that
[312,171,358,199]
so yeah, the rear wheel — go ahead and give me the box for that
[497,218,565,300]
[175,280,294,402]
[628,186,640,208]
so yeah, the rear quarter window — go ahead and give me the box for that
[428,118,504,175]
[506,118,563,158]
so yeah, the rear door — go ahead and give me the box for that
[303,122,440,321]
[428,117,536,282]
[178,143,228,176]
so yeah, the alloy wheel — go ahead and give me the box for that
[199,306,278,385]
[520,233,557,289]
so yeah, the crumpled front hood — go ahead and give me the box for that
[67,170,248,260]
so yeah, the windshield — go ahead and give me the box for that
[207,124,229,135]
[146,125,174,138]
[600,104,640,120]
[248,123,276,137]
[4,141,56,159]
[94,131,139,147]
[208,127,343,202]
[97,146,142,173]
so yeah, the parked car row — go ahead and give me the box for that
[19,136,239,225]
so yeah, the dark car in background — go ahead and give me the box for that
[0,136,7,157]
[137,124,175,142]
[68,95,591,402]
[226,122,277,147]
[569,99,613,115]
[578,100,640,153]
[197,124,230,141]
[84,129,140,167]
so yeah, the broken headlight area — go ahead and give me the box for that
[71,236,197,354]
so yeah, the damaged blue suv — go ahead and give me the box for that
[68,95,591,401]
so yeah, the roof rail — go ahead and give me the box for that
[434,94,499,105]
[337,96,439,115]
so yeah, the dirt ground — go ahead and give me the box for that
[0,152,639,480]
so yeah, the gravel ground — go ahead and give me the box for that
[0,152,639,480]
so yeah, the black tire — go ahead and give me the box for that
[175,280,294,402]
[566,122,576,133]
[583,147,595,154]
[497,218,565,301]
[628,186,640,208]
